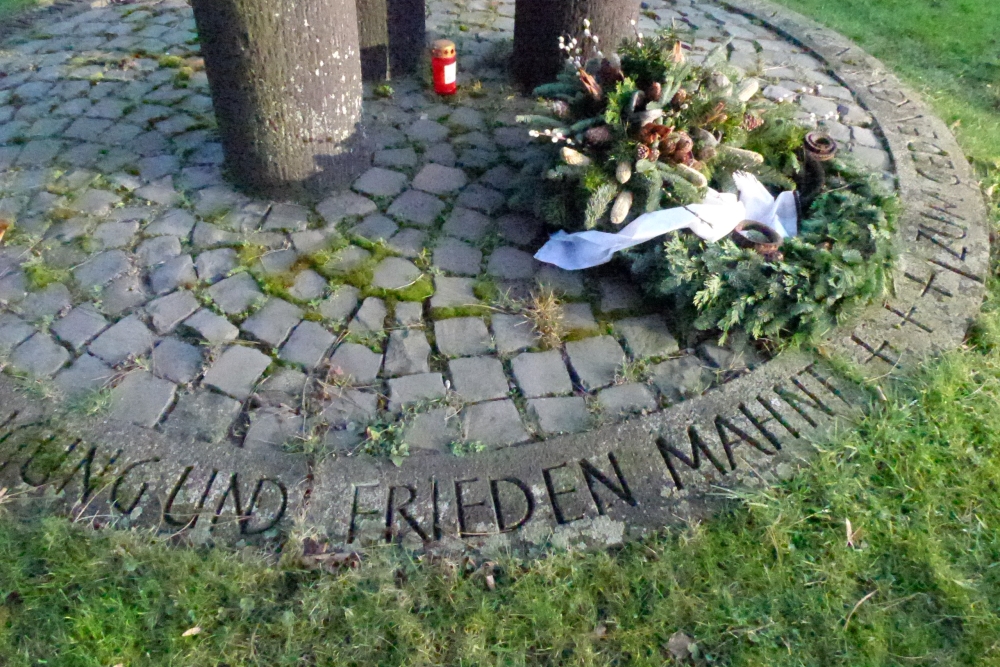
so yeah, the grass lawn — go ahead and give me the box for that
[0,0,36,20]
[2,1,1000,665]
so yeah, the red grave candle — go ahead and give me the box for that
[431,39,457,95]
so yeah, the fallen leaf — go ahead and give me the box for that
[181,626,202,637]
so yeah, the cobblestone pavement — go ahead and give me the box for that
[0,0,893,456]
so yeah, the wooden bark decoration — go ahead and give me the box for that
[357,0,425,80]
[191,0,370,199]
[513,0,640,91]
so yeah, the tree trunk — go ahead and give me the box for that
[357,0,426,81]
[191,0,370,200]
[513,0,639,92]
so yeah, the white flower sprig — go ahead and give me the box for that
[559,18,604,68]
[528,128,576,145]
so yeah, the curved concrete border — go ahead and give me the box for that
[0,0,988,553]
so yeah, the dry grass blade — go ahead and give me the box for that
[523,287,564,350]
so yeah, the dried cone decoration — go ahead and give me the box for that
[578,68,603,101]
[0,219,9,244]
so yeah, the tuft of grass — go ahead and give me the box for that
[523,287,564,350]
[22,256,69,290]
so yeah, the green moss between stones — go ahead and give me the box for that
[363,274,435,302]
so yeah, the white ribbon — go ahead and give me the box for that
[533,172,798,271]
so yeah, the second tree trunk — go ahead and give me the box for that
[513,0,639,91]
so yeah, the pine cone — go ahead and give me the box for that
[646,81,662,102]
[671,88,688,108]
[584,125,613,146]
[549,100,571,119]
[637,123,671,145]
[636,143,651,161]
[648,147,661,163]
[742,112,764,131]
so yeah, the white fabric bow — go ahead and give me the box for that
[534,172,798,271]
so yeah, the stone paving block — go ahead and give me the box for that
[848,145,890,172]
[535,265,585,298]
[487,246,538,280]
[597,383,658,416]
[258,248,299,276]
[851,125,880,147]
[206,272,263,315]
[449,356,509,402]
[371,257,423,290]
[51,305,107,351]
[151,337,203,384]
[478,164,518,192]
[290,229,329,254]
[319,285,360,321]
[328,341,382,384]
[93,220,140,249]
[429,276,478,310]
[462,399,529,446]
[19,282,71,321]
[288,269,327,302]
[387,189,446,227]
[598,278,641,313]
[511,350,572,398]
[374,147,418,169]
[497,213,542,247]
[317,191,378,224]
[649,355,715,403]
[559,302,599,335]
[202,345,272,400]
[146,289,199,334]
[192,221,242,249]
[388,372,446,412]
[394,301,424,326]
[193,186,242,217]
[53,353,113,397]
[10,332,69,377]
[697,339,763,371]
[349,214,398,241]
[614,315,679,359]
[435,317,492,357]
[163,389,242,443]
[491,313,539,354]
[241,298,303,347]
[243,407,302,451]
[385,228,428,257]
[565,335,625,390]
[383,329,431,376]
[0,271,27,304]
[183,308,239,344]
[456,148,499,170]
[262,202,309,232]
[448,106,484,131]
[321,245,371,277]
[65,117,112,141]
[406,118,449,143]
[433,237,482,276]
[108,370,176,428]
[528,396,589,435]
[401,407,461,453]
[412,163,468,195]
[320,387,378,426]
[88,315,155,366]
[99,273,151,316]
[194,248,238,284]
[353,167,408,197]
[134,178,182,206]
[456,184,505,214]
[423,142,457,167]
[149,254,197,295]
[136,235,182,267]
[73,250,130,289]
[442,206,491,243]
[254,367,308,407]
[279,321,336,369]
[348,297,387,334]
[137,154,179,182]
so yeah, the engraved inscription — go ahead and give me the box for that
[851,336,900,366]
[885,304,934,333]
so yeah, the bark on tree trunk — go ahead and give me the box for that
[513,0,639,92]
[357,0,425,81]
[191,0,370,200]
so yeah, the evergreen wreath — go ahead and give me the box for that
[520,26,898,344]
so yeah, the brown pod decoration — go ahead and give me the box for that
[731,221,783,260]
[804,131,838,161]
